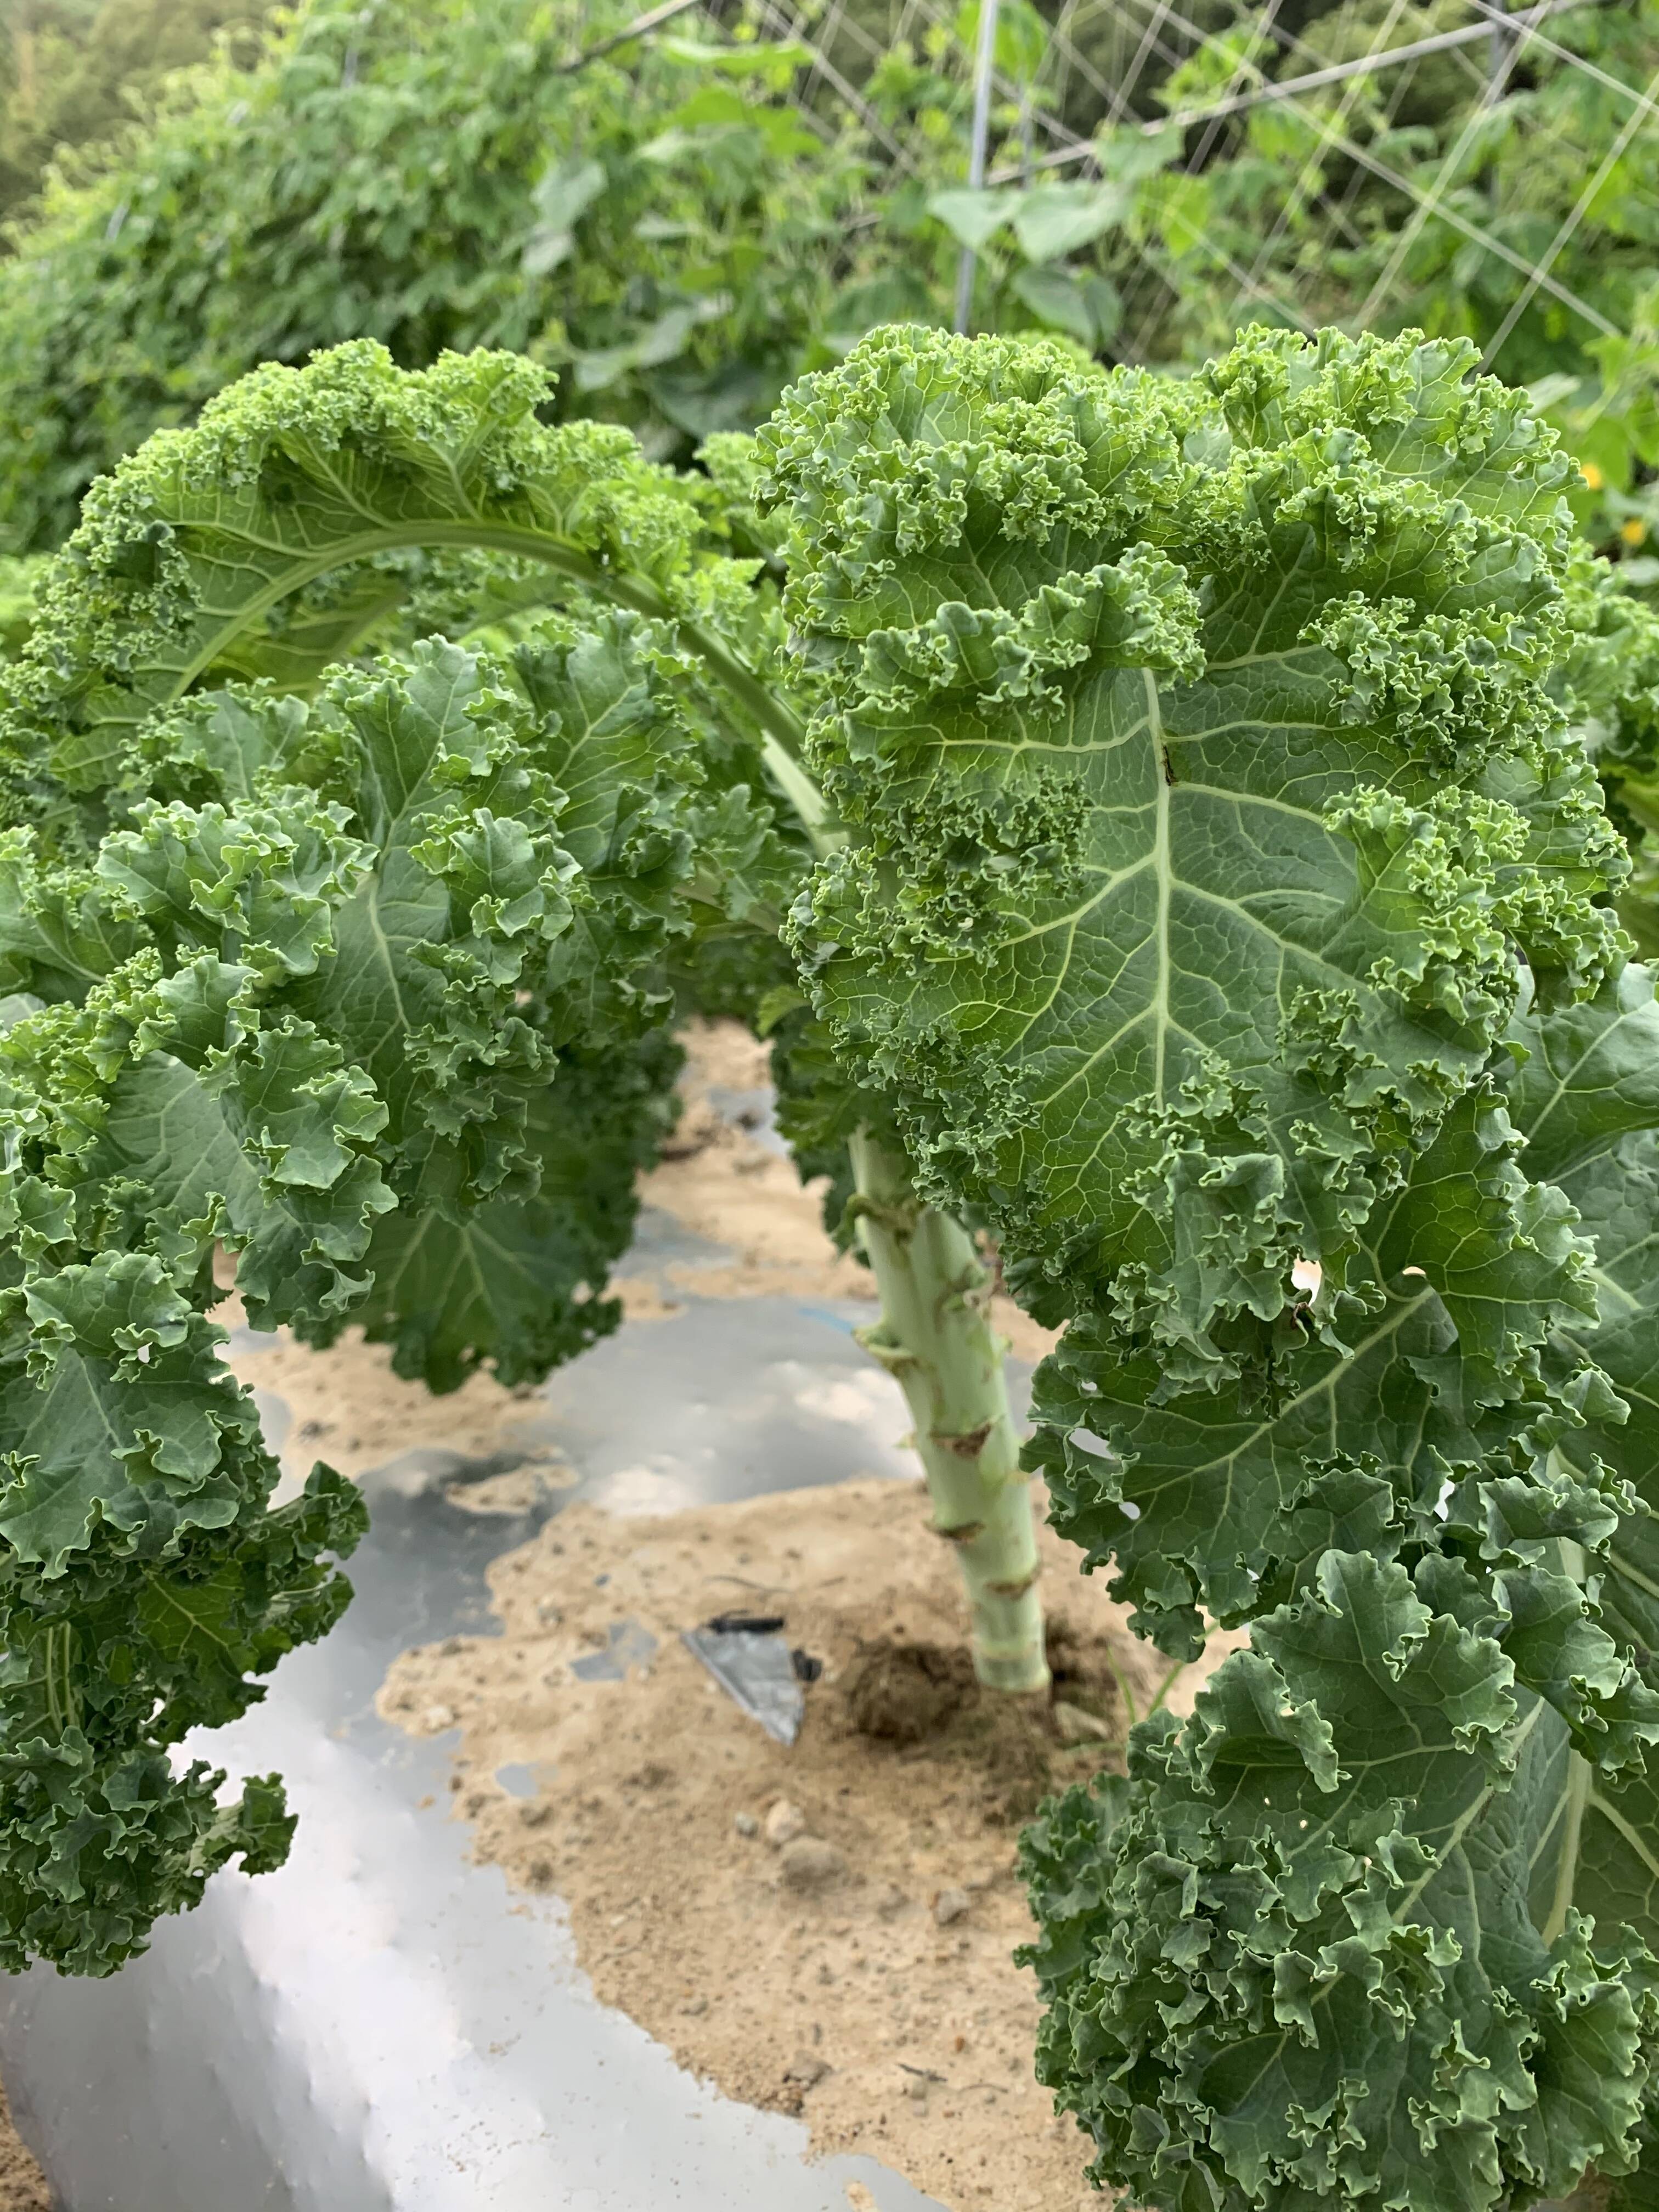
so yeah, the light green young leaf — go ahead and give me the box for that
[1009,264,1110,347]
[522,157,607,276]
[1009,180,1132,264]
[926,188,1020,253]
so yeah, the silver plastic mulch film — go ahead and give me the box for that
[0,1205,954,2212]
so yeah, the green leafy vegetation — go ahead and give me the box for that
[0,82,1657,2187]
[2,0,1654,599]
[759,321,1659,2207]
[0,0,274,229]
[0,332,1063,1971]
[0,0,1656,2192]
[0,0,895,554]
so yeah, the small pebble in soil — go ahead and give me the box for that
[784,2051,830,2087]
[873,1883,908,1918]
[934,1887,972,1926]
[778,1836,848,1892]
[764,1798,807,1847]
[681,1995,708,2017]
[733,1810,759,1838]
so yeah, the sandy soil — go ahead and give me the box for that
[379,1478,1240,2212]
[0,2082,52,2210]
[222,1018,1228,2211]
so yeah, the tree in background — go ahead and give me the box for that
[0,0,274,228]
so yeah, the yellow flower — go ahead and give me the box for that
[1581,462,1605,490]
[1621,517,1649,548]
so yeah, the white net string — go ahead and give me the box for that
[635,0,1655,374]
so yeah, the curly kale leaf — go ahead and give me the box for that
[1022,1557,1658,2212]
[0,1457,364,1977]
[1,343,714,801]
[760,326,1659,2212]
[295,1030,682,1394]
[1018,949,1659,2210]
[0,597,757,1967]
[1554,544,1659,959]
[765,325,1625,1376]
[0,340,823,893]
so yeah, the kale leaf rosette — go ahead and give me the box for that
[762,324,1659,2211]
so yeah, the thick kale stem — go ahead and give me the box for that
[848,1128,1049,1695]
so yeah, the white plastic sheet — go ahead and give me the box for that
[0,1206,953,2212]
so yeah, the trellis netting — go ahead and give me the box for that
[775,0,1659,563]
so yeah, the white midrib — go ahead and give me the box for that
[1389,1699,1548,1922]
[1541,1746,1593,1945]
[1145,669,1172,1107]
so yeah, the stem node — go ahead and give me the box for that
[936,1422,995,1458]
[985,1569,1041,1600]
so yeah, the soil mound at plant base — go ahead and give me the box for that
[842,1641,977,1744]
[379,1476,1242,2212]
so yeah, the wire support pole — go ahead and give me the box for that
[558,0,702,74]
[1466,0,1659,128]
[984,0,1608,183]
[955,0,1002,334]
[1096,0,1620,340]
[1479,43,1659,367]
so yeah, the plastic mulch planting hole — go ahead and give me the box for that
[0,1277,952,2212]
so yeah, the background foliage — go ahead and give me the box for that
[0,0,274,228]
[0,0,1654,575]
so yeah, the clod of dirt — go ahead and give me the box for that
[842,1641,976,1744]
[778,1836,849,1892]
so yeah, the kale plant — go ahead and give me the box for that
[1,318,1657,2212]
